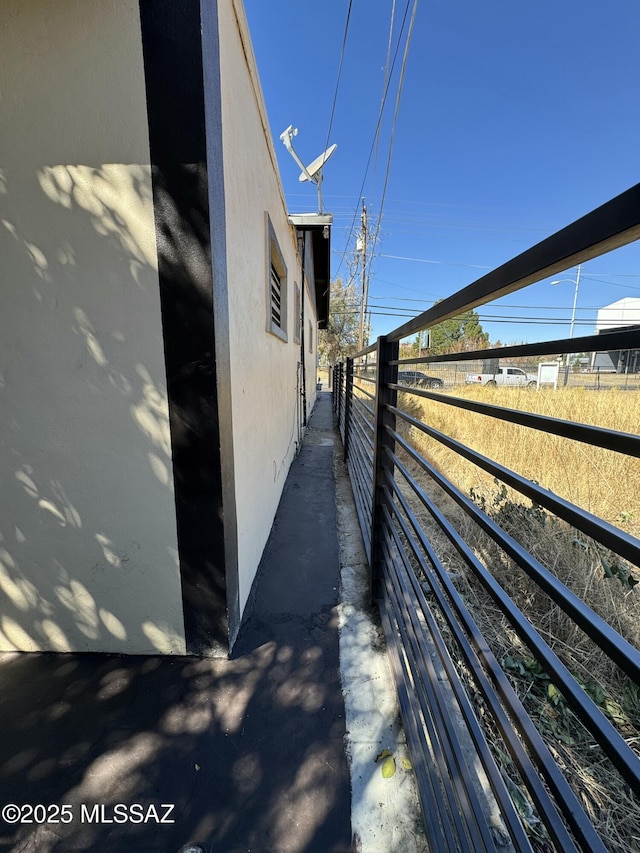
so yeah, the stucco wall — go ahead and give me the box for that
[0,1,185,653]
[216,0,319,614]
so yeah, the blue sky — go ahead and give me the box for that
[243,0,640,345]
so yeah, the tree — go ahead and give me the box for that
[399,341,418,359]
[318,277,365,365]
[428,305,489,355]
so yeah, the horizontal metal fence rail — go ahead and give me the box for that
[334,183,640,851]
[347,360,376,561]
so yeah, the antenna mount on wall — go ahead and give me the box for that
[279,125,337,214]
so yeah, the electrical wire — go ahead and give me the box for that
[368,295,603,310]
[371,0,397,198]
[368,254,640,290]
[330,301,605,321]
[369,0,417,251]
[580,275,640,291]
[378,252,492,269]
[334,0,419,343]
[323,0,354,158]
[366,0,419,325]
[332,0,415,281]
[331,309,602,326]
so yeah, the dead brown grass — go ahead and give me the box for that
[410,386,640,537]
[392,387,640,852]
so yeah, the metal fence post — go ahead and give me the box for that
[343,357,353,462]
[329,364,338,415]
[370,336,399,600]
[331,364,336,413]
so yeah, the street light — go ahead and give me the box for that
[550,264,581,381]
[550,263,581,339]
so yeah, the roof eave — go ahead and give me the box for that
[289,214,332,329]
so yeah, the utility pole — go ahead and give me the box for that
[551,264,581,385]
[564,263,581,385]
[569,264,581,341]
[358,198,367,352]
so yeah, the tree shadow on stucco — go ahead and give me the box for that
[0,160,227,655]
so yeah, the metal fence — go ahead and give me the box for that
[339,358,640,392]
[333,184,640,852]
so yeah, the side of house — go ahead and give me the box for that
[214,0,329,629]
[0,0,329,656]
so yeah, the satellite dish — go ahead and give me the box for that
[280,125,337,213]
[299,144,337,183]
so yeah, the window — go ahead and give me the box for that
[294,284,301,344]
[270,264,282,327]
[267,214,287,341]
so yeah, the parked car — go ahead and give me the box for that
[397,370,444,389]
[465,366,537,387]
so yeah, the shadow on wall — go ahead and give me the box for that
[0,161,223,654]
[0,617,351,852]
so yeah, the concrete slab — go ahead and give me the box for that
[0,643,351,853]
[238,439,339,619]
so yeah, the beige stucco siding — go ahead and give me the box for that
[0,1,185,653]
[217,0,319,614]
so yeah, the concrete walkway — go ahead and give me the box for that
[0,394,353,853]
[0,393,426,853]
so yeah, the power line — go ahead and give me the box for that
[333,302,605,323]
[332,0,416,280]
[356,1,418,347]
[372,0,397,196]
[368,0,418,271]
[368,253,640,289]
[377,253,492,269]
[378,215,548,234]
[335,304,584,318]
[323,0,353,157]
[475,313,594,324]
[333,309,601,326]
[580,275,640,291]
[581,272,640,279]
[368,294,610,310]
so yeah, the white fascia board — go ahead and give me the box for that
[288,213,333,228]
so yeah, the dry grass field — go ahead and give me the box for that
[406,385,640,537]
[393,385,640,852]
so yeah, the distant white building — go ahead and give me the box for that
[592,297,640,372]
[595,297,640,332]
